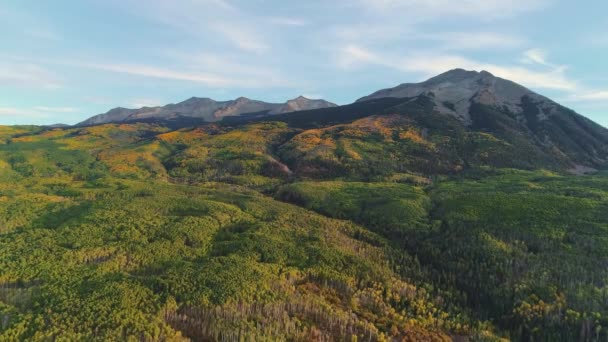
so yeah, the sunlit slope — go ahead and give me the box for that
[0,178,497,340]
[276,171,608,341]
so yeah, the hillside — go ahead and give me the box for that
[356,69,608,171]
[1,70,608,341]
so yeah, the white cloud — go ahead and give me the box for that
[567,91,608,101]
[0,105,81,121]
[81,62,236,86]
[329,25,524,53]
[130,99,164,108]
[335,45,577,91]
[269,17,308,26]
[168,51,280,79]
[33,106,77,113]
[481,65,575,91]
[357,0,549,18]
[119,0,270,53]
[335,45,383,69]
[207,0,236,11]
[210,23,268,53]
[62,59,290,88]
[522,48,550,65]
[5,49,293,90]
[424,32,525,50]
[331,24,411,44]
[0,64,61,89]
[0,107,50,118]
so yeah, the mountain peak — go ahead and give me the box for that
[432,68,479,79]
[357,68,545,122]
[78,95,337,126]
[270,96,338,114]
[425,69,495,84]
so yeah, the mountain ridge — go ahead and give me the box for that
[70,69,608,172]
[78,95,337,126]
[357,68,554,123]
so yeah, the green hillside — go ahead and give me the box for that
[0,100,607,341]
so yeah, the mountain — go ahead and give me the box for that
[68,69,608,172]
[269,96,337,114]
[358,68,566,123]
[2,69,608,341]
[351,69,608,171]
[78,96,337,126]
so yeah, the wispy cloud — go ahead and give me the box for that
[269,17,308,26]
[210,22,268,53]
[73,63,274,87]
[357,0,549,18]
[167,51,281,79]
[331,24,411,44]
[62,59,290,88]
[0,107,49,118]
[129,98,164,108]
[0,63,61,89]
[335,45,576,91]
[119,0,270,53]
[424,32,525,50]
[567,91,608,101]
[33,106,77,113]
[5,49,293,89]
[521,48,557,67]
[80,62,236,86]
[207,0,237,11]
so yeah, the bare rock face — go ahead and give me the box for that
[78,96,337,126]
[212,97,281,120]
[270,96,338,114]
[357,69,556,124]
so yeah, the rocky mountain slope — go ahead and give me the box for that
[353,69,608,170]
[78,96,337,126]
[358,69,558,122]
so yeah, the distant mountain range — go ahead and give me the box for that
[74,69,608,172]
[232,68,606,173]
[78,96,337,126]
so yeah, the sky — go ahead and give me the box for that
[1,0,607,126]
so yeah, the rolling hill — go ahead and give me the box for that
[0,70,607,341]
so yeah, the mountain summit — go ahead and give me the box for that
[78,96,337,126]
[357,69,553,124]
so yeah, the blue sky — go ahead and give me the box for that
[1,0,607,126]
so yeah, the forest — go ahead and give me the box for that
[0,120,607,341]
